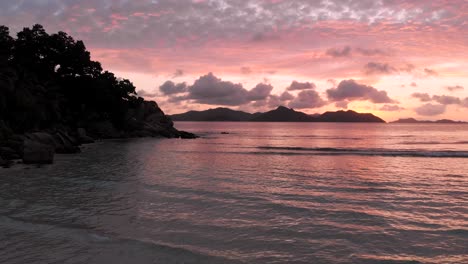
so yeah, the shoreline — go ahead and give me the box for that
[0,126,197,168]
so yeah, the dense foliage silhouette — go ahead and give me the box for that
[0,24,194,165]
[0,24,145,132]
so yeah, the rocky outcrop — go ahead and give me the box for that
[22,139,55,164]
[24,131,81,154]
[76,128,94,144]
[0,24,197,167]
[0,73,197,166]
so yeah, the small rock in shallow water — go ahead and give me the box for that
[178,131,198,139]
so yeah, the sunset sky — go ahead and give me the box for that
[1,0,467,121]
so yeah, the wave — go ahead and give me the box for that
[0,215,240,264]
[107,237,242,264]
[256,146,468,158]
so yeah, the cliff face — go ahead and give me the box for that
[0,24,195,166]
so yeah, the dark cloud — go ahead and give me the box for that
[379,104,405,111]
[170,73,273,106]
[412,93,464,106]
[364,62,397,75]
[172,69,184,78]
[0,0,463,50]
[432,95,461,105]
[279,91,294,101]
[159,81,188,95]
[410,82,417,87]
[247,98,267,108]
[167,94,188,104]
[326,79,395,104]
[288,90,326,109]
[247,83,273,101]
[327,47,387,57]
[355,48,387,56]
[266,95,281,108]
[446,85,464,91]
[187,73,250,106]
[424,68,438,76]
[248,91,293,109]
[411,92,432,102]
[326,46,351,57]
[137,89,158,98]
[414,103,446,116]
[286,81,316,91]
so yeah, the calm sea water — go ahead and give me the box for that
[0,122,467,264]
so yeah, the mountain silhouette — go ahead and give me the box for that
[250,106,315,122]
[316,110,385,122]
[391,118,467,124]
[170,106,386,123]
[170,107,254,121]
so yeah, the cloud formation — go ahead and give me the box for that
[279,91,294,101]
[355,48,387,56]
[286,81,316,91]
[432,95,461,105]
[288,90,326,109]
[137,89,158,98]
[327,46,387,58]
[379,105,405,111]
[247,83,273,101]
[159,81,188,95]
[2,1,466,118]
[364,62,397,75]
[414,103,446,116]
[172,69,184,78]
[166,73,273,106]
[446,85,464,91]
[326,46,351,57]
[411,93,432,102]
[186,73,251,106]
[412,93,468,106]
[327,80,395,104]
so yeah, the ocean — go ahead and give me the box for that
[0,122,467,263]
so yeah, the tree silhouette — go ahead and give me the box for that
[0,26,13,64]
[0,24,141,132]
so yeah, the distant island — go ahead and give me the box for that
[0,24,195,167]
[391,118,468,124]
[170,106,386,123]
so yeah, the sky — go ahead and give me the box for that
[1,0,467,121]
